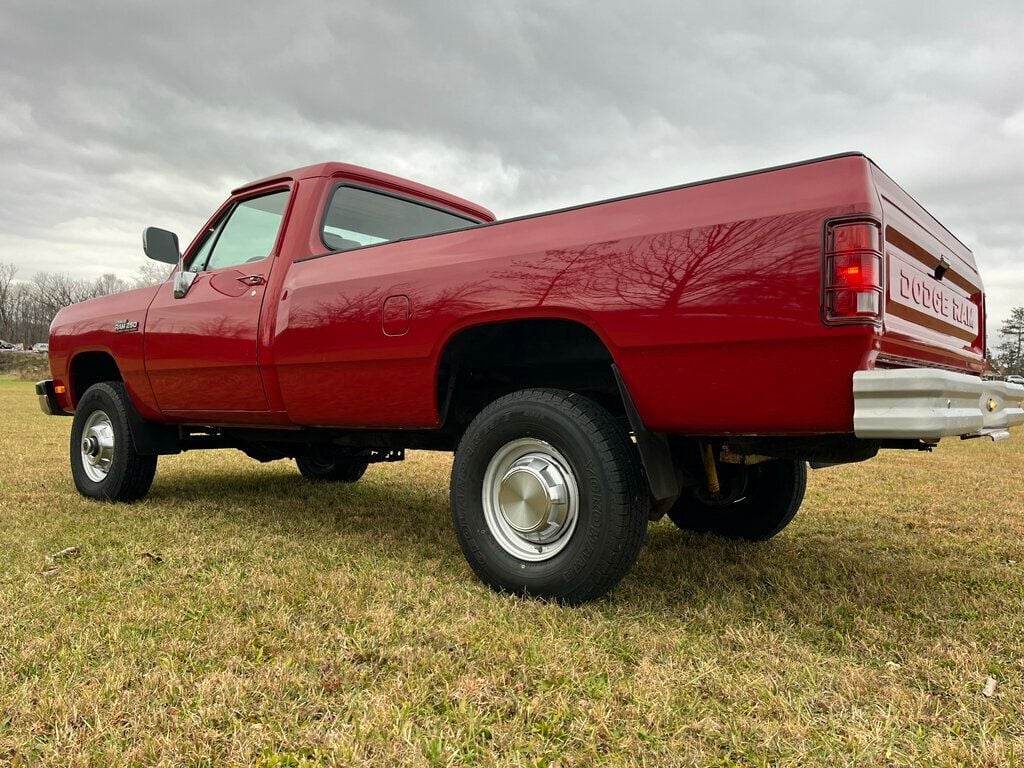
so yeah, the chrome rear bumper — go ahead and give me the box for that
[853,369,1024,440]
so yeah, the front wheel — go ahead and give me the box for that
[70,382,157,503]
[451,389,649,604]
[667,459,807,541]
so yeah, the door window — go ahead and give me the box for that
[195,190,290,271]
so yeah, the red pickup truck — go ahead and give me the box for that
[38,153,1024,603]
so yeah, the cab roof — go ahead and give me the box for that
[232,162,495,223]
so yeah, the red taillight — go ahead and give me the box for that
[838,264,862,281]
[831,222,880,253]
[824,220,883,324]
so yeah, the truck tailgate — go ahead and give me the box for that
[871,165,985,373]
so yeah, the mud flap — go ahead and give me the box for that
[122,392,182,456]
[612,364,682,516]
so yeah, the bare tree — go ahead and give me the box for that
[995,307,1024,376]
[131,262,172,288]
[0,262,16,335]
[0,261,169,345]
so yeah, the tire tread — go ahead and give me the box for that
[70,382,156,503]
[452,388,648,604]
[668,459,806,541]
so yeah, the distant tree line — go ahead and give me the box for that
[994,306,1024,377]
[0,261,168,345]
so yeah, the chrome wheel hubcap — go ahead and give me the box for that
[80,410,115,482]
[483,438,579,561]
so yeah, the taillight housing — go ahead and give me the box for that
[823,218,883,325]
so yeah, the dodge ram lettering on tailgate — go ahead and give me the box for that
[38,153,1024,603]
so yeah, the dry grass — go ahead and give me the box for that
[0,376,1022,767]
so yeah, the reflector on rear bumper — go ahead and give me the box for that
[853,369,1024,440]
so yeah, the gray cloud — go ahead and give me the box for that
[0,0,1021,328]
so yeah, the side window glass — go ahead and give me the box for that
[187,222,222,273]
[204,190,290,271]
[321,186,475,251]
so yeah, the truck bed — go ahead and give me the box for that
[275,153,957,436]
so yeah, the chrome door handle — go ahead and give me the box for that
[237,274,265,286]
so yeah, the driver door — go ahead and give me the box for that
[145,188,290,416]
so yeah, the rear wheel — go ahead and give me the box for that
[70,382,157,503]
[667,459,806,541]
[295,449,368,483]
[451,388,648,604]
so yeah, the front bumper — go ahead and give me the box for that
[853,369,1024,440]
[35,379,69,416]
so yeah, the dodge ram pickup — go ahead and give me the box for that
[38,153,1024,603]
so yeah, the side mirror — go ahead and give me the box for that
[144,227,197,299]
[143,227,180,265]
[173,270,197,299]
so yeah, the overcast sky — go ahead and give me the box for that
[1,1,1021,329]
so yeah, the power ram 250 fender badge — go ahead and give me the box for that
[114,319,139,333]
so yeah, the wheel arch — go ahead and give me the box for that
[433,314,621,427]
[433,314,683,508]
[68,349,123,406]
[69,357,180,457]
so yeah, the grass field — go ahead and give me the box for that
[1,376,1022,766]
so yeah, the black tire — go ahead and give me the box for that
[451,389,649,604]
[295,454,368,483]
[667,459,807,541]
[70,382,157,503]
